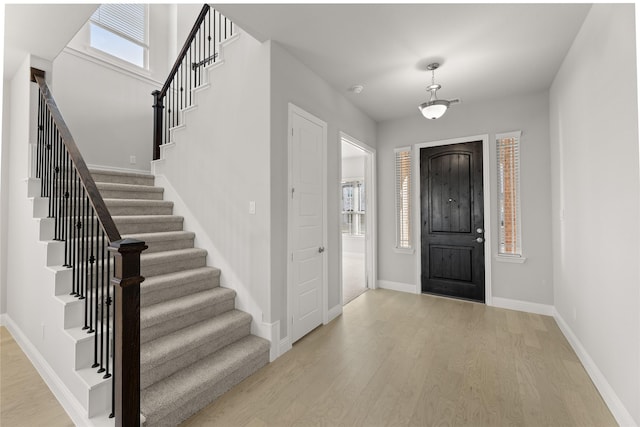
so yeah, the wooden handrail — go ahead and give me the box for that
[158,4,210,99]
[33,73,121,242]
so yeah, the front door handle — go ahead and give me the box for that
[318,246,325,253]
[475,237,484,243]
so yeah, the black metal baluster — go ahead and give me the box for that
[98,229,106,374]
[88,207,95,334]
[63,155,71,267]
[71,169,78,296]
[82,196,89,329]
[36,94,43,179]
[108,257,115,419]
[53,134,61,240]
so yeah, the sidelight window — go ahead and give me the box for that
[90,4,148,68]
[497,131,522,256]
[394,147,412,250]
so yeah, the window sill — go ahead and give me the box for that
[495,255,527,264]
[394,247,414,255]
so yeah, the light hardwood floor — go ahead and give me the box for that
[0,326,73,427]
[182,290,616,427]
[1,290,617,427]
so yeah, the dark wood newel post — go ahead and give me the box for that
[109,238,147,427]
[151,90,164,161]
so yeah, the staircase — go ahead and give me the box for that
[91,168,270,426]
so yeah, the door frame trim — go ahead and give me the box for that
[287,103,328,344]
[339,132,377,305]
[414,134,492,304]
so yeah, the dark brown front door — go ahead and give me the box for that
[420,141,485,302]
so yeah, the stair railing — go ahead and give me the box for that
[31,68,146,427]
[152,4,235,160]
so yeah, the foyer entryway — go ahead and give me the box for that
[340,135,376,305]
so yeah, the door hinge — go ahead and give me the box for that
[291,187,295,198]
[291,253,293,262]
[291,128,294,136]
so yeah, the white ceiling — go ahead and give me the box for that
[3,4,97,81]
[217,3,591,122]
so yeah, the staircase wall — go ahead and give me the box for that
[152,30,274,348]
[1,55,85,422]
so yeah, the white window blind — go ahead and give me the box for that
[89,4,147,68]
[395,147,412,249]
[497,131,522,256]
[91,4,146,44]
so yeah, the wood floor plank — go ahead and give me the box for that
[0,327,73,427]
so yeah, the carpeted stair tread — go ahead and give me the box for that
[141,309,251,373]
[141,335,270,426]
[141,266,219,294]
[141,247,206,263]
[96,182,164,193]
[141,287,235,330]
[104,199,174,215]
[122,230,195,254]
[140,266,220,306]
[140,248,207,277]
[112,215,184,234]
[90,168,155,186]
[125,230,195,243]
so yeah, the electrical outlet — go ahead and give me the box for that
[129,155,136,164]
[41,323,46,340]
[249,201,256,214]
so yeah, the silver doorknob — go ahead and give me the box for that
[475,237,484,243]
[318,246,325,253]
[476,228,484,234]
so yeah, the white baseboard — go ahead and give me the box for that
[326,304,342,323]
[253,320,280,362]
[279,336,292,357]
[553,310,637,427]
[377,280,418,294]
[1,315,88,426]
[490,297,554,316]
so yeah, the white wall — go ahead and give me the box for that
[270,41,377,338]
[50,4,173,172]
[152,31,272,334]
[377,91,553,305]
[550,4,639,425]
[1,80,11,314]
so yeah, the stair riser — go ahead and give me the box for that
[141,298,235,344]
[142,277,218,307]
[99,189,163,200]
[141,321,250,389]
[92,173,155,186]
[115,220,183,234]
[146,350,269,427]
[142,255,206,277]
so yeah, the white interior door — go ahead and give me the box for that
[289,105,326,343]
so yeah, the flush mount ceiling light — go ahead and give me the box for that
[418,63,460,120]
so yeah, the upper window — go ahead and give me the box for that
[497,131,522,256]
[394,147,412,250]
[90,4,147,68]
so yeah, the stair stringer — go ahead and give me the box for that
[3,177,114,425]
[151,29,280,360]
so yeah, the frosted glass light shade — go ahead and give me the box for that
[419,100,448,120]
